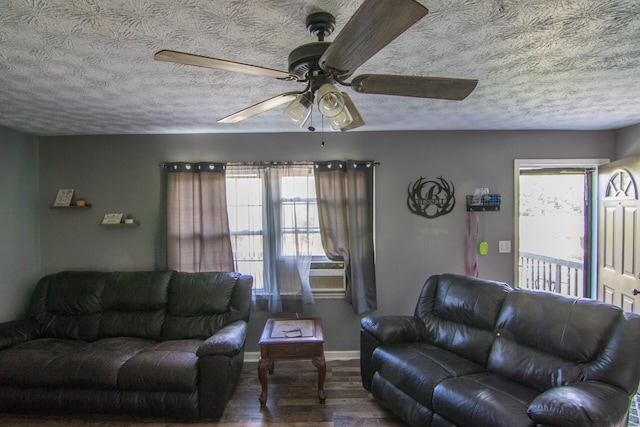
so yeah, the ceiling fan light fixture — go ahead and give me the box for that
[317,83,345,117]
[283,92,314,127]
[339,92,366,131]
[328,103,353,131]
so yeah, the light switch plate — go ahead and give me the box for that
[498,240,512,253]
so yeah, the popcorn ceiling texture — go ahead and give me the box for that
[0,0,639,136]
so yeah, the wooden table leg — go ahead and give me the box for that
[312,357,327,404]
[258,358,272,407]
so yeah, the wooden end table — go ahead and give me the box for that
[258,317,326,407]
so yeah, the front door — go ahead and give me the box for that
[598,156,640,313]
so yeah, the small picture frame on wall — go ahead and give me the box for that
[101,213,123,224]
[53,189,74,207]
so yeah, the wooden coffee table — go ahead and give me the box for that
[258,317,326,407]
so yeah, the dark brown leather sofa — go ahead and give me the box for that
[361,273,640,427]
[0,270,252,420]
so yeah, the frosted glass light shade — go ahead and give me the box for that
[317,83,345,117]
[283,92,313,127]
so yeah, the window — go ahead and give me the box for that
[226,170,265,287]
[280,174,323,256]
[226,164,344,296]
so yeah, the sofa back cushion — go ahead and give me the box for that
[414,274,511,366]
[98,271,172,340]
[162,272,252,340]
[489,289,622,392]
[28,271,107,341]
[28,270,253,343]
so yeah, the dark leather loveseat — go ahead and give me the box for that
[0,270,252,420]
[361,273,640,427]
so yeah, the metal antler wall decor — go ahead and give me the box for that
[407,176,455,219]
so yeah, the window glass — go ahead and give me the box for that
[226,165,341,294]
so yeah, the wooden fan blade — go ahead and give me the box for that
[217,92,300,124]
[351,74,478,100]
[154,50,297,81]
[319,0,428,77]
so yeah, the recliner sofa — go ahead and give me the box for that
[0,270,252,420]
[360,273,640,427]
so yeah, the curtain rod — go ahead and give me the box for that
[160,161,380,168]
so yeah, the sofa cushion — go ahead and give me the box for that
[370,373,434,427]
[162,272,241,340]
[120,390,199,418]
[496,290,621,361]
[432,372,538,427]
[46,272,105,314]
[372,342,485,409]
[99,271,171,340]
[0,337,154,389]
[490,289,621,391]
[414,274,511,366]
[168,272,237,315]
[29,271,108,341]
[118,340,200,392]
[488,335,584,393]
[0,388,121,413]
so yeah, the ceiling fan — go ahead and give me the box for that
[154,0,478,131]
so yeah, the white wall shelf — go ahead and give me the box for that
[50,204,92,209]
[99,220,140,227]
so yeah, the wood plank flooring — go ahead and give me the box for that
[1,359,407,426]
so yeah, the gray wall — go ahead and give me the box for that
[617,123,640,158]
[36,130,615,351]
[0,126,40,322]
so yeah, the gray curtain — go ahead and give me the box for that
[164,162,234,272]
[314,160,377,314]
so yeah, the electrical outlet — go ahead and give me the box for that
[498,240,512,253]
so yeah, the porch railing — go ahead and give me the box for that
[518,252,585,298]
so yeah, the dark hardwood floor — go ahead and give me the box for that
[2,359,407,426]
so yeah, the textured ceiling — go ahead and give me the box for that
[1,0,639,136]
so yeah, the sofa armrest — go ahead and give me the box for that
[361,315,425,345]
[0,319,40,350]
[196,320,248,358]
[528,381,631,427]
[360,315,426,392]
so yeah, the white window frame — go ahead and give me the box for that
[226,166,346,297]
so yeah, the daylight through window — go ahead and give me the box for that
[226,164,344,296]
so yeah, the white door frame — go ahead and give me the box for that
[513,159,609,292]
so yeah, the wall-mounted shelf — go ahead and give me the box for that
[467,205,500,212]
[100,220,140,227]
[466,195,501,212]
[50,204,92,209]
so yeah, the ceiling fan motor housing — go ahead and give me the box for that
[288,42,330,81]
[287,12,336,81]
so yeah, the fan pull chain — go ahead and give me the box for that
[308,106,315,132]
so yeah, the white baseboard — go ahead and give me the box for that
[244,350,359,362]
